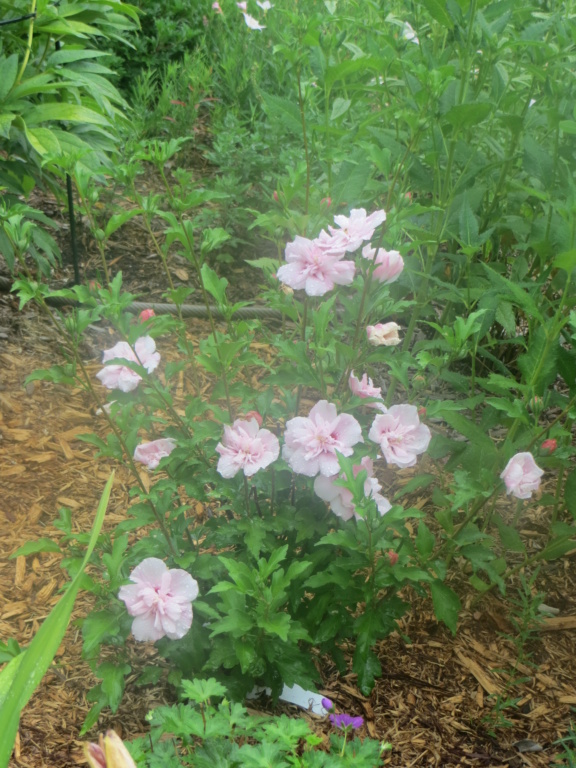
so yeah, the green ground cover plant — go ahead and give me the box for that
[3,0,576,761]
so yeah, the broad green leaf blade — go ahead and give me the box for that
[430,580,461,634]
[25,102,111,127]
[0,473,114,768]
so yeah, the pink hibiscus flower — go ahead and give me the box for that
[369,404,431,468]
[328,208,387,252]
[96,336,160,393]
[314,456,392,521]
[216,418,280,478]
[118,558,199,642]
[283,400,363,477]
[500,452,544,499]
[366,322,401,346]
[134,438,176,469]
[277,236,355,296]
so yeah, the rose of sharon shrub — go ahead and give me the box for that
[283,400,362,477]
[216,417,280,477]
[96,336,160,392]
[118,558,199,642]
[369,404,431,468]
[134,438,176,469]
[500,452,544,499]
[314,456,391,521]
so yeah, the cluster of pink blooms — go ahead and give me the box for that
[96,336,160,393]
[277,208,402,301]
[119,557,199,642]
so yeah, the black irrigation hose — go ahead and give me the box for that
[0,275,282,320]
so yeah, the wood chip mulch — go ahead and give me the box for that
[1,297,576,768]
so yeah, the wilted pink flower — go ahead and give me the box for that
[85,730,136,768]
[96,336,160,393]
[349,371,382,406]
[369,404,431,468]
[243,12,265,28]
[118,558,199,642]
[314,456,392,521]
[500,452,544,499]
[541,438,557,453]
[134,438,176,469]
[387,550,399,566]
[236,1,247,8]
[139,308,156,322]
[366,322,401,346]
[216,418,280,478]
[277,236,355,296]
[327,208,387,252]
[212,0,223,12]
[361,244,404,284]
[283,400,363,477]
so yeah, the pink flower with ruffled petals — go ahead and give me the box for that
[328,208,387,252]
[500,452,544,499]
[283,400,363,477]
[362,244,404,284]
[96,336,160,392]
[134,438,176,469]
[118,558,199,642]
[369,404,431,468]
[216,418,279,478]
[314,456,392,521]
[366,322,401,346]
[349,371,383,407]
[277,236,355,296]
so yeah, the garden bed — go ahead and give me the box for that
[2,296,576,768]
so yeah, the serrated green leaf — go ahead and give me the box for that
[11,538,61,557]
[445,102,492,130]
[430,580,461,634]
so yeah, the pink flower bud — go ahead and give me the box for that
[273,190,279,202]
[139,308,156,323]
[321,197,332,207]
[541,438,557,453]
[244,410,263,427]
[417,406,426,418]
[387,551,399,566]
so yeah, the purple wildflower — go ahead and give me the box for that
[329,713,364,730]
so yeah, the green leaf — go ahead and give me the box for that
[201,263,228,306]
[0,473,114,768]
[97,661,131,712]
[421,0,454,28]
[416,522,436,560]
[26,102,111,127]
[11,538,61,557]
[257,612,291,641]
[0,55,19,101]
[104,209,142,238]
[444,102,493,130]
[330,97,351,121]
[24,126,62,157]
[180,678,227,704]
[82,610,121,656]
[493,516,525,553]
[553,249,576,273]
[517,326,558,394]
[430,580,461,634]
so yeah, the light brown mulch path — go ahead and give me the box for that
[1,298,576,767]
